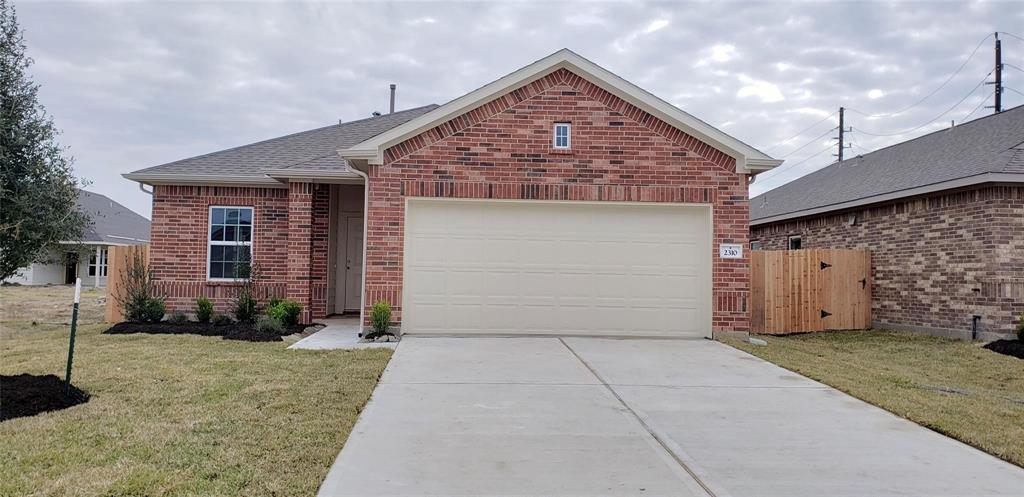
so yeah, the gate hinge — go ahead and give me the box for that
[820,261,832,270]
[820,310,832,318]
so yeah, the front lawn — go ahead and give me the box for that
[0,285,392,496]
[725,330,1024,468]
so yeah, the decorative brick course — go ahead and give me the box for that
[366,68,751,333]
[750,185,1024,336]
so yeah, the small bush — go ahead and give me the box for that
[1017,312,1024,341]
[232,260,262,323]
[133,297,164,323]
[117,249,165,323]
[366,300,392,339]
[266,299,302,326]
[255,316,285,335]
[211,314,233,326]
[195,297,213,323]
[168,312,188,325]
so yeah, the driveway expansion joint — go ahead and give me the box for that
[557,337,720,497]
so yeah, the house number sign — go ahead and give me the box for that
[719,244,743,259]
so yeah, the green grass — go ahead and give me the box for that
[724,330,1024,468]
[0,285,392,496]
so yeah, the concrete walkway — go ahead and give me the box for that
[319,337,1024,497]
[289,317,397,350]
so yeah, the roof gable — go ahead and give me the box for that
[76,190,151,244]
[340,49,781,174]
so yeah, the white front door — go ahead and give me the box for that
[345,216,364,312]
[402,199,713,338]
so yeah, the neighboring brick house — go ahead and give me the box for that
[125,49,781,338]
[750,106,1024,340]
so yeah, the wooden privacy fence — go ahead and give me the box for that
[750,249,871,334]
[104,244,149,323]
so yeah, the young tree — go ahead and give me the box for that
[0,0,88,280]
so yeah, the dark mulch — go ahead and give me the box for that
[1,374,90,422]
[983,339,1024,360]
[103,321,308,342]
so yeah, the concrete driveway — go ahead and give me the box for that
[319,337,1024,497]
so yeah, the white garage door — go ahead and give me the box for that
[402,199,712,338]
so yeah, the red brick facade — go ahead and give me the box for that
[750,185,1024,338]
[149,68,755,333]
[365,68,752,333]
[150,184,331,319]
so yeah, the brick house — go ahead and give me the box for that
[125,49,781,338]
[750,106,1024,340]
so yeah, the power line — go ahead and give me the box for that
[1005,87,1024,98]
[852,71,993,137]
[961,90,996,122]
[778,126,838,158]
[999,31,1024,43]
[762,111,837,153]
[758,143,836,180]
[846,33,994,118]
[1004,63,1024,74]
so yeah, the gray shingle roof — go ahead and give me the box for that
[751,105,1024,223]
[128,105,438,180]
[76,189,151,244]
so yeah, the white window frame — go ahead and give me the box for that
[553,122,571,149]
[207,205,255,281]
[788,235,802,250]
[88,247,108,277]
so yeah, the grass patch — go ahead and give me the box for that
[724,330,1024,468]
[0,285,392,496]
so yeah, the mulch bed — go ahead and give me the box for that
[103,322,309,342]
[983,339,1024,360]
[1,374,90,422]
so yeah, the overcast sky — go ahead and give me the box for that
[19,1,1024,218]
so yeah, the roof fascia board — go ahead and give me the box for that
[751,173,1024,226]
[340,49,779,174]
[122,173,284,188]
[263,169,365,184]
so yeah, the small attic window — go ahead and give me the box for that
[553,123,571,149]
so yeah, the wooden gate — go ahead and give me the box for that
[104,244,149,323]
[750,249,871,334]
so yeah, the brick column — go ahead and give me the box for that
[287,182,314,323]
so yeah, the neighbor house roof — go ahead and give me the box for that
[750,105,1024,226]
[123,105,438,186]
[340,49,782,174]
[75,189,151,244]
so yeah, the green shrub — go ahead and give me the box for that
[366,300,392,339]
[195,297,213,323]
[117,249,165,323]
[168,312,188,325]
[255,316,285,335]
[266,299,302,326]
[211,314,233,326]
[232,260,263,323]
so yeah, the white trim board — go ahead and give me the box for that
[339,48,782,174]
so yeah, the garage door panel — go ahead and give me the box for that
[403,200,711,337]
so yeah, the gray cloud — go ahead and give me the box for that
[17,1,1024,216]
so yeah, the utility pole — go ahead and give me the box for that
[995,33,1002,113]
[987,32,1003,114]
[834,107,850,162]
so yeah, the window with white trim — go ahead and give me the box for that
[88,248,108,277]
[553,122,571,149]
[208,206,253,279]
